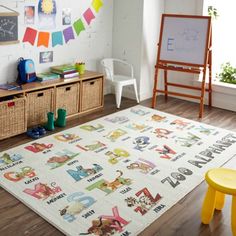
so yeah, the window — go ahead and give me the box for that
[203,0,236,80]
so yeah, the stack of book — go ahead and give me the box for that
[50,64,79,79]
[37,72,60,82]
[0,83,22,91]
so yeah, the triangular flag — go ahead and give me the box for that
[52,31,63,47]
[23,27,37,45]
[92,0,103,13]
[73,19,85,36]
[83,8,95,25]
[37,32,50,47]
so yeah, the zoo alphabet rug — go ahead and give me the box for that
[0,105,236,236]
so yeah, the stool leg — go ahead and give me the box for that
[201,186,216,224]
[215,191,225,210]
[232,196,236,236]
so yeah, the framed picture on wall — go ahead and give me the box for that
[39,51,53,63]
[0,5,19,45]
[24,6,35,25]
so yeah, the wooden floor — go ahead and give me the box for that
[0,94,236,236]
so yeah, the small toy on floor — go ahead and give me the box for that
[27,126,46,139]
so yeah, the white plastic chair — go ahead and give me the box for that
[101,58,139,108]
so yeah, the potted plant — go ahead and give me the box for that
[208,6,219,19]
[217,62,236,85]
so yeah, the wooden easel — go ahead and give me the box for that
[152,14,212,118]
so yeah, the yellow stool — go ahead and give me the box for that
[201,168,236,236]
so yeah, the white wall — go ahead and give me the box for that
[0,0,113,84]
[112,0,144,97]
[140,0,164,100]
[165,0,199,14]
[112,0,164,100]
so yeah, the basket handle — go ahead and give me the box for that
[66,87,71,91]
[37,92,44,97]
[90,81,95,85]
[8,102,15,107]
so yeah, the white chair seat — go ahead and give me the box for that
[113,75,136,84]
[101,58,139,108]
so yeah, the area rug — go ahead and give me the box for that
[0,105,236,236]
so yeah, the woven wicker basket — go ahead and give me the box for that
[26,88,54,127]
[81,78,102,112]
[0,97,27,140]
[55,83,79,117]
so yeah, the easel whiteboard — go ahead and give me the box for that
[159,14,211,67]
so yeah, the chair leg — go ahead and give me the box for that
[232,196,236,236]
[133,82,139,103]
[201,186,216,224]
[215,191,225,210]
[115,85,122,109]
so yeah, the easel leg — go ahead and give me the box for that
[164,69,168,100]
[209,69,212,107]
[208,51,212,107]
[199,70,207,118]
[152,66,159,108]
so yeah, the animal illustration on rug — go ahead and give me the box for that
[156,145,176,159]
[54,133,79,142]
[77,164,102,175]
[23,182,62,200]
[0,153,23,166]
[86,171,132,194]
[67,164,103,182]
[105,116,129,124]
[80,217,121,236]
[104,129,127,142]
[127,158,155,174]
[133,136,150,151]
[4,166,36,182]
[60,201,86,217]
[195,125,215,135]
[170,119,190,130]
[80,206,129,236]
[47,155,71,165]
[105,148,130,164]
[126,123,147,131]
[77,141,106,152]
[130,108,150,116]
[100,170,131,191]
[46,150,79,169]
[151,114,166,122]
[153,128,173,139]
[175,132,201,147]
[80,124,104,132]
[24,142,53,153]
[125,188,162,215]
[59,192,96,222]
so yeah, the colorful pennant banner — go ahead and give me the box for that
[92,0,103,13]
[22,0,103,47]
[83,8,95,25]
[37,32,50,47]
[63,26,75,43]
[52,31,63,47]
[23,27,37,46]
[73,19,85,36]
